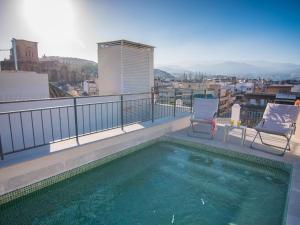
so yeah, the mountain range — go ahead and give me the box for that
[157,61,300,80]
[154,69,175,80]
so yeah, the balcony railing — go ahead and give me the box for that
[217,105,265,126]
[0,92,192,159]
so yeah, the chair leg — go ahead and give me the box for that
[282,132,293,155]
[188,121,193,136]
[281,138,290,155]
[191,121,195,132]
[258,132,275,147]
[252,131,292,156]
[250,131,259,148]
[258,132,264,144]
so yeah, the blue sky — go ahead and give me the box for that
[0,0,299,65]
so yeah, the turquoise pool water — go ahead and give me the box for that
[0,142,290,225]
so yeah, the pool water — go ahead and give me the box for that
[0,142,290,225]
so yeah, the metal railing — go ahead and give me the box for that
[240,105,265,128]
[0,91,193,159]
[217,105,265,127]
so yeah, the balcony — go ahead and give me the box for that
[0,92,192,162]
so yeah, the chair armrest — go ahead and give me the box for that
[258,118,265,127]
[190,113,195,119]
[213,112,218,118]
[291,123,297,134]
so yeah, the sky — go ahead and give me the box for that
[0,0,299,66]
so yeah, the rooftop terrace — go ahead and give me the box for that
[0,93,300,224]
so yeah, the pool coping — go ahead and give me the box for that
[0,138,158,206]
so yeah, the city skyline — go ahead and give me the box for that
[0,0,299,66]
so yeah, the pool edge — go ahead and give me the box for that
[0,138,160,205]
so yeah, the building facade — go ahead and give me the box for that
[265,84,293,94]
[0,39,39,72]
[83,80,98,96]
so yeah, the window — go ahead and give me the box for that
[249,99,257,105]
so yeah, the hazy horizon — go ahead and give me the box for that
[0,0,300,66]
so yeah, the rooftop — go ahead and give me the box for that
[98,39,155,49]
[12,38,38,43]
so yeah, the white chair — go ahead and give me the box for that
[250,103,299,155]
[189,98,219,138]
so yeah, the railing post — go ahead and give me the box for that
[121,95,124,130]
[73,97,79,143]
[217,89,221,117]
[0,135,4,160]
[173,89,176,117]
[151,91,154,122]
[190,90,193,112]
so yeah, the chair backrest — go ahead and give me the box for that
[262,103,299,129]
[193,98,219,120]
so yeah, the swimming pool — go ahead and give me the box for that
[0,141,290,225]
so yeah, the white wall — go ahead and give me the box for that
[97,45,122,95]
[122,46,153,94]
[0,71,49,101]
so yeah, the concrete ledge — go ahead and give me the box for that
[0,115,190,197]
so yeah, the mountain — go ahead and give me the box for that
[154,69,175,80]
[157,61,300,79]
[196,61,262,75]
[156,65,192,74]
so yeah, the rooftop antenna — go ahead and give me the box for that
[12,38,18,71]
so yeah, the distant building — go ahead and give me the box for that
[291,84,300,92]
[275,93,297,105]
[234,82,254,94]
[244,93,276,107]
[83,80,98,96]
[265,84,293,94]
[0,39,97,85]
[1,39,39,72]
[97,40,154,95]
[218,88,235,115]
